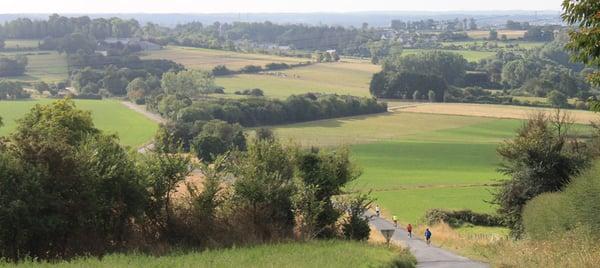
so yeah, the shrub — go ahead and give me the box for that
[522,192,573,240]
[424,209,503,227]
[212,65,232,76]
[340,193,373,241]
[241,65,263,73]
[563,162,600,239]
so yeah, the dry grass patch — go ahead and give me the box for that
[396,103,598,124]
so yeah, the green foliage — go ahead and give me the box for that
[494,112,590,237]
[370,71,447,101]
[161,69,216,97]
[192,120,246,163]
[0,80,29,99]
[522,192,572,240]
[563,162,600,238]
[140,150,192,241]
[340,193,373,241]
[0,55,27,77]
[126,77,149,104]
[562,0,600,86]
[230,138,296,240]
[297,148,360,237]
[424,209,503,228]
[383,50,468,85]
[0,99,147,259]
[547,90,568,107]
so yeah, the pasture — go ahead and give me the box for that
[0,51,69,83]
[0,99,158,147]
[4,240,414,268]
[216,60,378,98]
[402,49,495,62]
[441,40,547,50]
[271,110,532,224]
[142,46,309,71]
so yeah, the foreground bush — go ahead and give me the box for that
[522,192,572,240]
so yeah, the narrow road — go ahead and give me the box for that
[369,214,489,268]
[121,101,167,124]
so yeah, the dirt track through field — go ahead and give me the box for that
[389,102,598,124]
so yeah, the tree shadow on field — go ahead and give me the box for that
[278,112,397,129]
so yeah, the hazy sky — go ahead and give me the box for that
[1,0,563,13]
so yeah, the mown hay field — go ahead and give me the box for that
[142,45,309,71]
[216,60,379,98]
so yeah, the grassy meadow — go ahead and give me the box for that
[0,99,158,147]
[0,51,69,83]
[271,111,526,224]
[2,241,415,268]
[402,49,495,62]
[3,39,41,49]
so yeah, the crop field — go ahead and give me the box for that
[0,99,158,147]
[142,46,309,71]
[3,39,40,49]
[216,60,379,98]
[392,102,598,124]
[441,40,547,50]
[0,51,69,83]
[466,30,527,40]
[402,49,495,62]
[4,240,414,268]
[272,110,527,224]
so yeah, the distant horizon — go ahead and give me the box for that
[1,0,563,14]
[0,10,562,15]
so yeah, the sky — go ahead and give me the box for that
[1,0,563,13]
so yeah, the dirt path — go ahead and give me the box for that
[120,101,167,124]
[120,101,166,152]
[368,213,489,268]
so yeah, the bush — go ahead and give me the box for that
[563,162,600,239]
[241,65,263,73]
[424,209,503,227]
[212,65,232,76]
[522,192,573,240]
[340,193,373,241]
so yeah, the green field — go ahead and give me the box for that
[142,46,309,71]
[0,99,158,147]
[272,111,524,224]
[402,49,495,62]
[0,51,68,83]
[3,240,414,268]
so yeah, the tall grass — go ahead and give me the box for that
[1,240,416,268]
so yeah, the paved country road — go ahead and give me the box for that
[369,214,489,268]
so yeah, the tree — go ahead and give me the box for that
[428,90,436,102]
[340,193,373,241]
[383,51,468,85]
[141,150,192,241]
[0,56,27,77]
[0,99,146,259]
[296,148,360,237]
[161,69,215,97]
[33,81,50,94]
[192,120,246,163]
[488,29,498,40]
[493,112,590,237]
[126,77,149,104]
[548,90,569,108]
[562,0,600,110]
[0,80,29,99]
